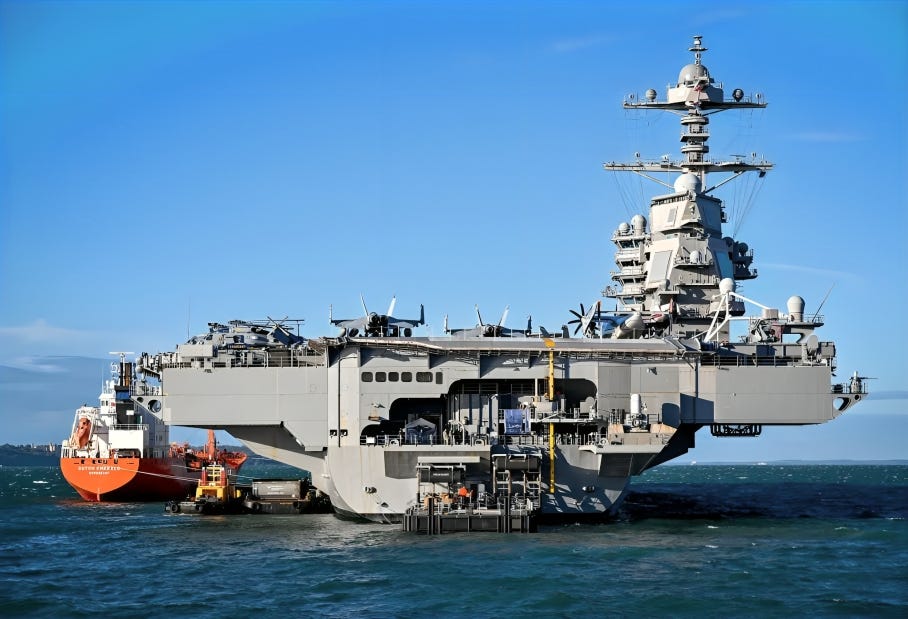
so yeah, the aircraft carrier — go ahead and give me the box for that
[136,36,867,524]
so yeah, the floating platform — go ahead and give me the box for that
[243,478,332,514]
[165,474,331,515]
[402,497,537,534]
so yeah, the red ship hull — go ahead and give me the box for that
[60,456,201,502]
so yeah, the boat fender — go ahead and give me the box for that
[252,502,262,513]
[193,503,202,513]
[169,502,180,513]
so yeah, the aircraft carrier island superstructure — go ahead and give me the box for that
[138,37,866,524]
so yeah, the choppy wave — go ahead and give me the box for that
[1,464,906,617]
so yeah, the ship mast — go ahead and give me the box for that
[604,35,772,190]
[601,36,772,339]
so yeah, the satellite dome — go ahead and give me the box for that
[673,172,702,194]
[690,249,702,264]
[631,214,646,232]
[719,278,735,294]
[678,63,709,86]
[618,222,630,234]
[787,295,805,321]
[624,312,645,330]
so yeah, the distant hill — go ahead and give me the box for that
[0,444,60,466]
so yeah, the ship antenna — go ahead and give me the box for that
[690,34,706,64]
[810,283,836,322]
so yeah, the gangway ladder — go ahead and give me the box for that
[491,453,542,508]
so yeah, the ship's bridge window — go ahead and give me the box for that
[388,372,399,382]
[376,372,387,382]
[401,372,413,382]
[361,372,373,382]
[436,372,443,384]
[416,372,432,383]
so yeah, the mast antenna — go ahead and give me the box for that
[811,283,835,321]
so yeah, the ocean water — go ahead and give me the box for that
[1,464,906,618]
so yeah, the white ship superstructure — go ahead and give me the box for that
[138,38,866,523]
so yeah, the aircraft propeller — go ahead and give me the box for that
[567,301,601,337]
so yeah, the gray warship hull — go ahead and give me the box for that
[150,335,857,522]
[137,37,866,524]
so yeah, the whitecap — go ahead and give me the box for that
[705,544,718,549]
[33,480,48,484]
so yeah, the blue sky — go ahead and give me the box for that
[1,1,906,460]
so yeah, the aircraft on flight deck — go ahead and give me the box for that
[330,296,425,337]
[567,300,662,339]
[444,305,532,338]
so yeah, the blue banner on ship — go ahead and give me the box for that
[503,409,528,435]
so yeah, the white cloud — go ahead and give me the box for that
[2,356,71,373]
[758,262,860,282]
[0,319,86,342]
[0,321,100,366]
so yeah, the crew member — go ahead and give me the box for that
[458,484,472,507]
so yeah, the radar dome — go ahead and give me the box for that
[673,172,702,194]
[719,278,736,295]
[624,312,645,331]
[689,249,702,264]
[787,295,805,321]
[631,214,646,232]
[618,222,630,234]
[678,63,709,86]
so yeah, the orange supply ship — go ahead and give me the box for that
[60,354,246,502]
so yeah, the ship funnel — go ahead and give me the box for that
[109,352,135,389]
[119,361,133,388]
[787,296,805,322]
